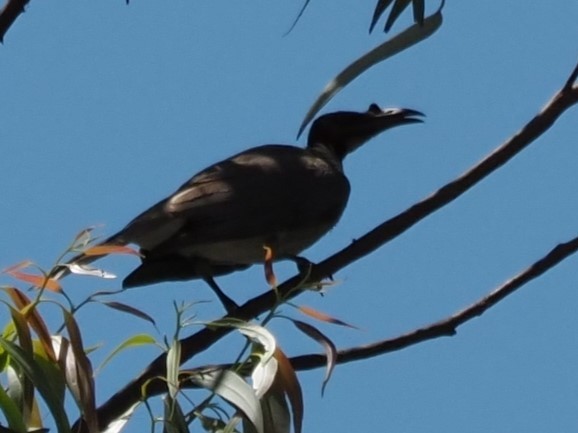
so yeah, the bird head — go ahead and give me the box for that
[307,103,424,160]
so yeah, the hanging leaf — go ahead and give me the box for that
[273,348,303,433]
[298,8,442,137]
[284,0,311,36]
[370,0,428,33]
[384,0,412,32]
[292,320,336,396]
[101,302,156,326]
[189,369,264,433]
[412,0,425,26]
[369,0,395,33]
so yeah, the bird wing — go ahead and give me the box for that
[119,144,350,252]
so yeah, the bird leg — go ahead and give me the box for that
[203,275,239,314]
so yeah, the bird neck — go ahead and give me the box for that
[308,142,345,173]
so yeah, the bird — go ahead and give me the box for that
[51,103,423,311]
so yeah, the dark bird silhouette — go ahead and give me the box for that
[52,104,423,311]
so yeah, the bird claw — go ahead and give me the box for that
[291,256,314,275]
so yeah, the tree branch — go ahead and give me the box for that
[0,0,29,43]
[164,232,578,387]
[73,60,578,433]
[291,233,578,370]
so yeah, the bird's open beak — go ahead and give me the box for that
[305,103,424,157]
[366,103,425,126]
[340,104,424,153]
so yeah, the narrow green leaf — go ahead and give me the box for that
[97,334,157,373]
[166,340,181,399]
[190,369,263,433]
[0,384,26,433]
[0,339,70,433]
[101,301,156,326]
[298,8,442,137]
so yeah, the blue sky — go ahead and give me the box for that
[2,1,578,432]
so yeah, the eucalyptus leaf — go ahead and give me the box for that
[298,8,442,137]
[0,339,70,433]
[190,369,264,433]
[0,384,26,433]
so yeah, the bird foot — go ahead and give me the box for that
[290,256,334,292]
[290,256,314,275]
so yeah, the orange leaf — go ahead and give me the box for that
[297,305,358,329]
[3,262,61,291]
[274,347,303,433]
[2,260,34,274]
[4,287,57,361]
[8,270,61,292]
[83,244,140,257]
